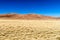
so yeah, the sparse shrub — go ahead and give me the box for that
[56,37,60,40]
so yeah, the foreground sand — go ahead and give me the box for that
[0,19,60,40]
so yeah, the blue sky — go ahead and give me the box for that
[0,0,60,17]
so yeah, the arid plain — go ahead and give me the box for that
[0,14,60,40]
[0,19,60,40]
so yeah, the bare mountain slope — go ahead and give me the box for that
[0,14,56,19]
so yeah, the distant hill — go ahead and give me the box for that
[0,14,56,20]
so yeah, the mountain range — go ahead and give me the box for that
[0,13,58,20]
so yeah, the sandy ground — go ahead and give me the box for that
[0,19,60,40]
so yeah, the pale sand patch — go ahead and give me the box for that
[0,19,60,40]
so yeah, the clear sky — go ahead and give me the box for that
[0,0,60,17]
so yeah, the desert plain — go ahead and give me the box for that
[0,14,60,40]
[0,19,60,40]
